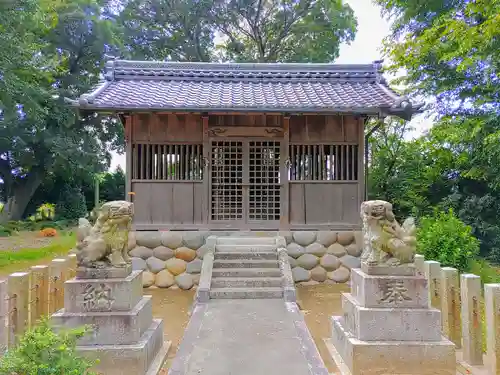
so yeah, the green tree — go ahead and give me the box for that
[210,0,357,62]
[55,184,88,220]
[0,0,123,222]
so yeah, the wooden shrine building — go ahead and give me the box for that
[72,60,421,231]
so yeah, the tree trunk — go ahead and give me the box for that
[0,172,44,223]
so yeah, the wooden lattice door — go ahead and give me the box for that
[209,140,281,226]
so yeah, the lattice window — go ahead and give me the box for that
[132,144,203,180]
[249,141,281,221]
[289,144,359,181]
[210,141,243,221]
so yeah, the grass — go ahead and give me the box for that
[470,258,500,284]
[0,231,76,270]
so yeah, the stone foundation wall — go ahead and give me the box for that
[128,230,361,289]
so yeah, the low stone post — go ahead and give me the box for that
[441,267,462,348]
[485,283,500,374]
[66,254,78,279]
[460,274,483,365]
[0,280,7,353]
[7,272,29,347]
[30,265,49,324]
[49,258,68,313]
[424,260,441,309]
[414,254,425,276]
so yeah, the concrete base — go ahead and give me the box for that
[330,315,456,375]
[77,319,170,375]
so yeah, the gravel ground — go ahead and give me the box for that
[0,231,57,251]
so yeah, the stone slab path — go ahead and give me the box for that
[168,299,329,375]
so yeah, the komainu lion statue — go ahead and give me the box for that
[75,201,133,268]
[360,200,417,267]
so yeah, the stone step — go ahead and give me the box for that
[213,259,279,269]
[215,251,277,260]
[216,237,276,246]
[215,244,277,252]
[212,267,282,278]
[209,287,284,299]
[211,277,283,288]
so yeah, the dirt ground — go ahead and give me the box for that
[148,283,347,374]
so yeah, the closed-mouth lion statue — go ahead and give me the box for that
[76,200,133,269]
[360,200,417,267]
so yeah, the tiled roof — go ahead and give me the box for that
[72,60,422,119]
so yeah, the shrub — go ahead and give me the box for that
[0,317,99,375]
[417,208,480,273]
[56,185,88,221]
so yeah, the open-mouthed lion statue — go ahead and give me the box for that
[360,200,417,267]
[75,201,133,268]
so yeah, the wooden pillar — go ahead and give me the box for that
[357,116,365,204]
[460,274,483,366]
[30,265,49,324]
[125,115,133,201]
[202,114,209,225]
[441,267,462,348]
[414,254,425,276]
[424,260,441,309]
[7,272,29,347]
[49,258,68,314]
[485,283,500,374]
[0,280,7,353]
[280,115,290,229]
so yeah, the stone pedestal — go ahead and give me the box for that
[52,267,170,375]
[327,266,456,375]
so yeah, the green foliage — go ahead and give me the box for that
[469,259,500,285]
[55,185,87,221]
[99,166,126,203]
[417,209,480,272]
[0,317,98,375]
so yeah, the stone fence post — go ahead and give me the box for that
[460,274,483,365]
[424,260,441,309]
[485,283,500,374]
[441,267,462,348]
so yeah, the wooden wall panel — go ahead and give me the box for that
[131,114,203,143]
[289,182,360,225]
[289,115,359,143]
[131,182,203,225]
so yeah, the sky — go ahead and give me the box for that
[109,0,433,171]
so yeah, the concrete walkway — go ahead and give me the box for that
[168,299,329,375]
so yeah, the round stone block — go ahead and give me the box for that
[320,254,341,271]
[175,273,194,290]
[328,267,350,283]
[337,231,355,246]
[316,231,337,247]
[128,232,137,251]
[142,271,155,287]
[182,232,206,250]
[161,231,183,249]
[287,243,305,259]
[129,246,153,260]
[146,256,166,274]
[339,254,361,270]
[153,246,174,261]
[297,254,319,270]
[288,256,297,268]
[292,267,310,282]
[293,231,317,246]
[155,269,175,288]
[166,258,187,276]
[327,243,346,257]
[131,257,147,271]
[311,266,327,282]
[306,243,327,257]
[136,232,162,248]
[346,243,362,257]
[186,258,202,274]
[175,247,197,262]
